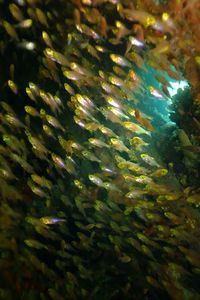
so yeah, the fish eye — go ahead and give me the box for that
[104,183,110,188]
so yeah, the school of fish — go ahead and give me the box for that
[0,0,200,299]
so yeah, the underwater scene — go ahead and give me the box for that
[0,0,200,299]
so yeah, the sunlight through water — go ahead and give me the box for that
[168,80,189,97]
